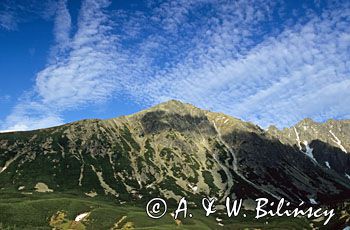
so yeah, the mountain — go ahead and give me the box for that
[0,100,349,229]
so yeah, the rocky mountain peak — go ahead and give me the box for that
[296,117,316,126]
[141,100,206,116]
[0,101,349,221]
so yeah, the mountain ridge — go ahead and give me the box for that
[2,99,349,134]
[0,100,349,209]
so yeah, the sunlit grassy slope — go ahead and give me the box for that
[0,189,316,230]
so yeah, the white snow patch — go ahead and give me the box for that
[294,127,302,151]
[309,198,317,205]
[0,166,7,173]
[218,223,224,226]
[146,183,154,189]
[75,212,90,222]
[0,153,24,173]
[303,141,316,162]
[216,217,223,222]
[188,183,198,192]
[345,174,350,180]
[329,130,347,153]
[325,161,331,169]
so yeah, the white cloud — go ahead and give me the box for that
[49,0,71,60]
[0,11,17,30]
[0,116,62,133]
[0,0,57,31]
[2,0,350,131]
[1,97,63,132]
[128,1,350,128]
[2,0,121,131]
[36,0,124,109]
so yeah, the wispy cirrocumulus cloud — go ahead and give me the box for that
[0,11,17,30]
[1,0,350,131]
[127,0,350,127]
[0,0,57,30]
[36,0,128,109]
[140,2,350,127]
[2,0,122,131]
[50,0,71,59]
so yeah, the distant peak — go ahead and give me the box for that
[267,125,279,131]
[159,99,186,106]
[149,99,201,112]
[299,118,315,124]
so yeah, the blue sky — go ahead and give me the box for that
[0,0,349,131]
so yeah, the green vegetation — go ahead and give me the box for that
[202,170,220,196]
[1,103,349,229]
[0,189,316,230]
[121,126,140,152]
[159,147,174,161]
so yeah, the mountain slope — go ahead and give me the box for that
[268,118,350,180]
[0,100,349,208]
